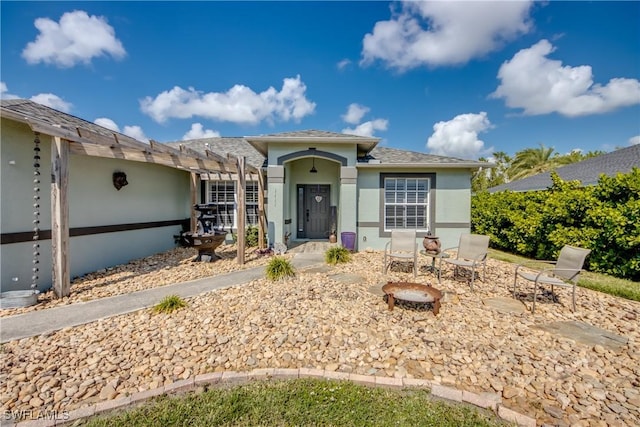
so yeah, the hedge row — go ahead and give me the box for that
[471,169,640,281]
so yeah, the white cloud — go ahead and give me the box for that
[1,82,19,99]
[22,10,126,68]
[342,119,389,137]
[629,135,640,146]
[122,125,148,143]
[342,103,370,125]
[94,117,119,132]
[337,59,352,70]
[30,93,72,112]
[93,117,148,143]
[182,123,221,140]
[427,112,493,159]
[140,75,316,125]
[361,1,533,70]
[491,39,640,117]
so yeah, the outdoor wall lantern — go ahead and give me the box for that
[113,171,128,190]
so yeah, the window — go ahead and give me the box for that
[245,182,259,226]
[384,177,430,231]
[208,181,259,228]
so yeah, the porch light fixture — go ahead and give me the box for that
[309,157,318,173]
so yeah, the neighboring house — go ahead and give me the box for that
[176,130,490,252]
[488,144,640,193]
[1,99,490,293]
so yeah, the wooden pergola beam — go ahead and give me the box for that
[23,118,239,174]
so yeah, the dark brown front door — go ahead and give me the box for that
[297,184,330,239]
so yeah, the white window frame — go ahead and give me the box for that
[383,176,431,232]
[207,180,259,229]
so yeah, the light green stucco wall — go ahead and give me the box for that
[1,118,191,292]
[356,167,472,251]
[286,157,340,237]
[261,140,475,252]
[266,142,357,246]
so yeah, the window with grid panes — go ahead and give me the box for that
[208,181,259,228]
[384,177,430,231]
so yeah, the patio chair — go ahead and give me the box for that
[383,230,418,278]
[513,245,591,313]
[438,234,490,290]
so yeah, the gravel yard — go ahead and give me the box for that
[1,244,639,426]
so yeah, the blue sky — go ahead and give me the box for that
[2,1,639,160]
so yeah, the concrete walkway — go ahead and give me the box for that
[0,253,324,343]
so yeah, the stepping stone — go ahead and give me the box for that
[368,284,385,297]
[302,265,332,274]
[483,297,527,314]
[532,320,629,352]
[328,273,365,284]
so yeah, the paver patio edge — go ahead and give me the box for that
[9,370,536,427]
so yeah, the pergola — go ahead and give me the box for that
[2,107,266,298]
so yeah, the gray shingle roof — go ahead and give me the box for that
[366,146,488,166]
[2,99,490,170]
[258,129,377,139]
[488,144,640,193]
[167,137,266,169]
[0,99,145,146]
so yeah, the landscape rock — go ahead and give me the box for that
[1,247,638,426]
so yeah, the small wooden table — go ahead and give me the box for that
[382,282,443,315]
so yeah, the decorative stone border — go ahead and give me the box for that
[7,369,537,427]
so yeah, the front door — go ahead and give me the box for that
[297,184,330,239]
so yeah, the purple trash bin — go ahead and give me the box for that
[340,232,356,251]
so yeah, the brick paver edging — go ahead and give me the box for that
[9,369,537,427]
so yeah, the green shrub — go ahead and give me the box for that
[265,256,295,281]
[232,225,263,247]
[325,246,351,265]
[153,295,187,314]
[472,169,640,281]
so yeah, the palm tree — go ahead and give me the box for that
[508,144,558,180]
[471,151,511,192]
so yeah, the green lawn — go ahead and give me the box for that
[489,249,640,302]
[81,379,510,427]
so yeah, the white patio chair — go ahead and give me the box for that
[383,230,418,278]
[438,234,490,290]
[513,245,591,313]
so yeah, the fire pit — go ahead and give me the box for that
[382,282,442,315]
[176,204,227,262]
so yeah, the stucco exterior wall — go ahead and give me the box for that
[286,157,340,237]
[1,119,191,292]
[266,142,356,246]
[356,166,472,251]
[267,143,356,166]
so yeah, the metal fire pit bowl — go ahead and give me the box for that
[0,290,40,309]
[382,282,442,315]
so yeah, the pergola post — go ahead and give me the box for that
[189,172,198,232]
[51,136,70,298]
[257,169,266,250]
[236,156,246,264]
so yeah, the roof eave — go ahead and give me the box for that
[356,162,492,169]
